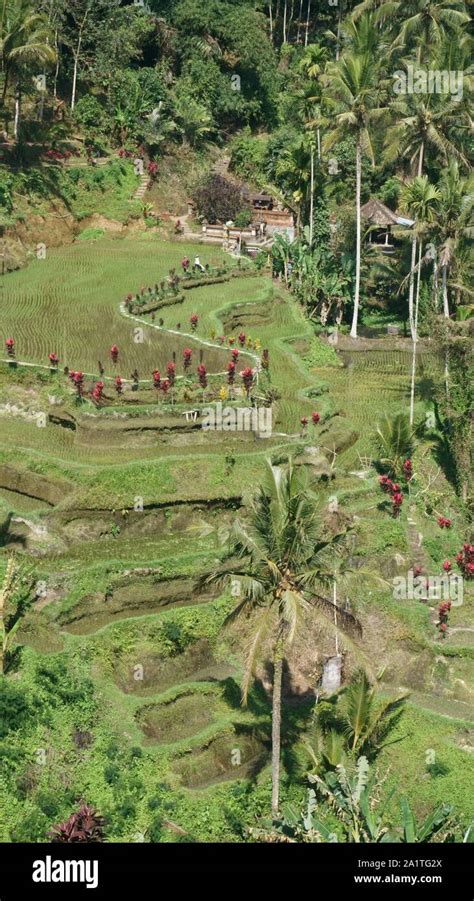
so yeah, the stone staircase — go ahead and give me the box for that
[133,172,150,203]
[212,156,232,178]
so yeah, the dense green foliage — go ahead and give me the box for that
[0,0,472,848]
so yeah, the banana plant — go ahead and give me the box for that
[260,759,459,843]
[0,556,34,674]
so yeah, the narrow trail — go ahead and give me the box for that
[133,172,150,202]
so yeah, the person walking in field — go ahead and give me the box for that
[194,255,205,272]
[181,256,190,273]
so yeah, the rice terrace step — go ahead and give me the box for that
[0,0,472,878]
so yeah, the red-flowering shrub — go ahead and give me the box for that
[152,370,161,389]
[231,348,239,361]
[227,361,235,385]
[391,491,404,517]
[92,381,104,403]
[437,601,451,639]
[197,364,207,389]
[456,544,474,579]
[115,376,123,395]
[48,352,59,366]
[379,475,393,493]
[312,411,320,425]
[183,348,192,371]
[403,459,413,481]
[241,367,254,396]
[73,371,84,397]
[238,332,246,347]
[166,361,176,386]
[148,161,159,178]
[5,337,15,356]
[301,417,308,428]
[228,336,235,346]
[110,344,119,363]
[49,804,105,843]
[161,378,170,395]
[190,313,199,330]
[442,560,452,572]
[438,516,452,529]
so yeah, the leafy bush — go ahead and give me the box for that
[234,209,253,228]
[230,130,268,186]
[73,96,107,131]
[0,682,30,738]
[76,227,105,242]
[194,174,248,224]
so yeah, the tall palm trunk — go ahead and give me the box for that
[407,144,424,340]
[336,4,342,60]
[309,145,315,247]
[296,0,303,42]
[350,138,362,338]
[283,0,287,42]
[71,11,89,111]
[13,81,21,139]
[407,234,417,340]
[304,0,311,46]
[442,264,450,318]
[71,53,79,111]
[53,31,60,99]
[271,647,283,816]
[432,252,439,310]
[269,1,273,42]
[409,241,423,425]
[288,0,295,40]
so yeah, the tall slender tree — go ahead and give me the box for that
[435,160,474,319]
[401,176,441,423]
[324,52,385,337]
[385,92,469,337]
[198,462,362,816]
[0,0,56,138]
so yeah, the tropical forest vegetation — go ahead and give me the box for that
[0,0,472,850]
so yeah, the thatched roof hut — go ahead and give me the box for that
[361,198,414,227]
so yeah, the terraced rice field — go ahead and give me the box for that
[2,239,235,375]
[2,236,472,841]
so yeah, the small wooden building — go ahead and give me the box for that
[361,198,414,254]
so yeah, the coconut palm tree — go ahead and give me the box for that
[401,176,441,422]
[352,0,469,55]
[275,135,313,235]
[198,461,362,816]
[385,91,469,338]
[391,0,470,58]
[373,411,417,475]
[0,0,56,138]
[435,160,474,319]
[323,51,386,338]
